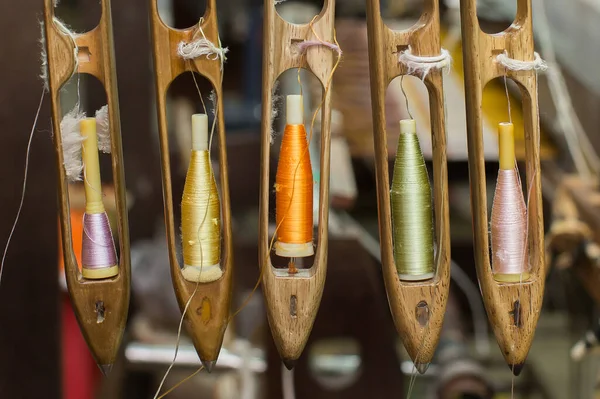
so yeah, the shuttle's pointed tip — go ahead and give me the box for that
[510,362,524,376]
[283,358,296,370]
[201,360,216,373]
[99,364,113,376]
[415,362,430,374]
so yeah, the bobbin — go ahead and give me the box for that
[365,0,451,371]
[42,0,130,373]
[259,0,336,367]
[149,0,233,371]
[459,0,545,374]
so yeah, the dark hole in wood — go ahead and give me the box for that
[415,301,429,327]
[78,47,91,63]
[396,44,409,54]
[95,301,105,324]
[290,295,297,318]
[510,299,522,327]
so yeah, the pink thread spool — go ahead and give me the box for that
[80,118,119,279]
[490,123,529,283]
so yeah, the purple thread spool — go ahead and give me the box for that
[82,213,119,279]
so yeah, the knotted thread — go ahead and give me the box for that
[177,19,228,69]
[495,51,547,72]
[398,46,452,79]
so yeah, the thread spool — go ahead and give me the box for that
[391,119,434,281]
[275,95,314,258]
[491,122,530,282]
[181,114,223,283]
[80,118,119,279]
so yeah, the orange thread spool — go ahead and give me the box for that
[275,95,314,258]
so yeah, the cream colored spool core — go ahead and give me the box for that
[83,265,119,280]
[494,272,531,283]
[275,242,314,257]
[182,264,223,283]
[286,94,304,125]
[192,113,209,151]
[398,272,435,281]
[399,118,417,135]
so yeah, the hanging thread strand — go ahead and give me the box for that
[400,75,413,120]
[0,90,46,288]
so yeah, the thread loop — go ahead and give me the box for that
[296,40,342,56]
[397,46,451,79]
[495,51,547,72]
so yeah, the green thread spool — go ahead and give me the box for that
[391,119,435,281]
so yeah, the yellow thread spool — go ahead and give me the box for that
[80,118,119,279]
[181,114,223,283]
[275,95,314,258]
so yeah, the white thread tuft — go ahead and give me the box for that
[495,51,547,72]
[95,105,111,153]
[208,91,217,117]
[61,106,87,182]
[296,40,342,56]
[398,46,452,79]
[177,20,228,69]
[39,21,50,92]
[270,81,282,145]
[177,39,228,63]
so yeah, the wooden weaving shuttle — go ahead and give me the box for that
[43,0,131,374]
[149,0,233,371]
[259,0,336,368]
[459,0,545,375]
[365,0,451,370]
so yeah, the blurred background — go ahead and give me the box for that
[1,0,600,397]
